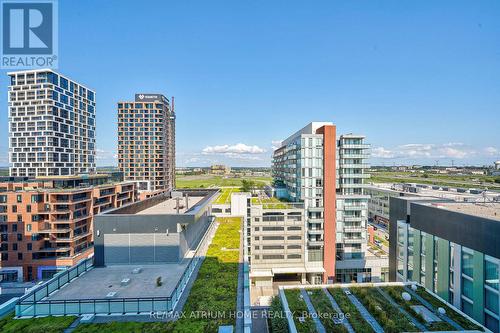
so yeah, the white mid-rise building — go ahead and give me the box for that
[8,69,96,177]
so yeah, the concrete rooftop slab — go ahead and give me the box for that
[46,263,189,300]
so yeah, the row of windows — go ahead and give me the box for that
[253,254,301,260]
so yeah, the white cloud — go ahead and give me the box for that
[96,149,117,160]
[202,143,265,155]
[372,143,498,161]
[485,147,498,156]
[372,147,395,158]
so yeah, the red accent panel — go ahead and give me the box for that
[316,125,336,283]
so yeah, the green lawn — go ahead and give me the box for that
[371,171,500,191]
[176,175,271,189]
[0,313,76,333]
[75,217,241,333]
[214,187,240,204]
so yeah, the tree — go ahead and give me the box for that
[240,179,255,192]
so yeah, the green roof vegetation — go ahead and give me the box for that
[0,313,76,333]
[214,187,240,204]
[283,289,316,332]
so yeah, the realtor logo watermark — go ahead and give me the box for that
[1,0,58,69]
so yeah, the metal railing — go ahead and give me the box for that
[16,216,218,318]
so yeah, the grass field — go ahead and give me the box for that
[176,174,272,189]
[371,171,500,191]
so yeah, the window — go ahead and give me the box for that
[26,224,32,232]
[485,313,500,333]
[262,255,284,260]
[462,249,474,278]
[17,253,23,260]
[12,205,17,213]
[462,277,473,299]
[485,288,499,315]
[27,243,32,251]
[17,195,22,203]
[486,259,499,290]
[12,243,17,251]
[12,224,17,232]
[461,299,473,317]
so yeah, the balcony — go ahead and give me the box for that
[343,204,367,211]
[340,144,370,149]
[340,173,371,178]
[340,153,370,159]
[308,238,324,246]
[343,216,363,222]
[340,183,368,189]
[343,237,364,244]
[308,229,324,236]
[341,163,370,169]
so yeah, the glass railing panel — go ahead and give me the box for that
[109,300,124,314]
[35,303,50,316]
[50,302,65,315]
[153,299,167,312]
[80,301,95,314]
[34,288,47,301]
[68,268,78,280]
[95,300,109,314]
[48,280,58,294]
[65,301,80,315]
[59,273,69,284]
[18,303,34,317]
[136,300,150,313]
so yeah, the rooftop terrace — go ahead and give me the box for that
[274,283,486,333]
[136,196,204,215]
[427,202,500,220]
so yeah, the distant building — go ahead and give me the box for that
[390,197,500,332]
[8,69,96,178]
[366,183,500,228]
[210,164,231,175]
[117,94,175,193]
[0,174,136,282]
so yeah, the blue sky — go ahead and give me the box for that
[1,0,499,167]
